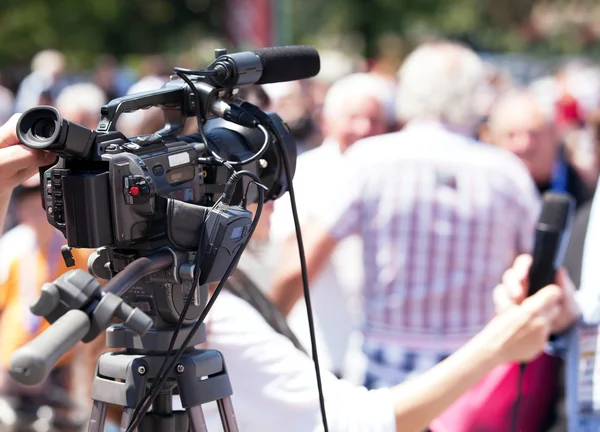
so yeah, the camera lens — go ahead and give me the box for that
[16,106,62,150]
[32,119,56,139]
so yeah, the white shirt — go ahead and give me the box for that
[270,140,364,375]
[577,176,600,323]
[200,290,396,432]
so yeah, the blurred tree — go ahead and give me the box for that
[289,0,600,58]
[0,0,598,73]
[0,0,224,68]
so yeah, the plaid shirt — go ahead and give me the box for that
[310,121,541,385]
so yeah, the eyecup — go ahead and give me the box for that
[16,106,63,150]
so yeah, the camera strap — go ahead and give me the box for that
[225,268,306,355]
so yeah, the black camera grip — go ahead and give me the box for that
[9,309,90,386]
[98,87,184,131]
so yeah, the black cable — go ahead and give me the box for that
[176,68,268,167]
[126,172,264,432]
[173,67,218,76]
[175,70,207,135]
[253,110,330,431]
[126,201,215,426]
[511,362,527,432]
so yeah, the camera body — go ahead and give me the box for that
[20,83,295,252]
[43,130,201,250]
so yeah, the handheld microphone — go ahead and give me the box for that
[511,191,575,432]
[208,45,321,87]
[527,192,575,297]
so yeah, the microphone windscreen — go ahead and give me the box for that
[254,46,320,85]
[538,192,575,231]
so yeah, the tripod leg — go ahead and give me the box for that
[87,400,108,432]
[120,408,134,432]
[217,397,239,432]
[186,405,209,432]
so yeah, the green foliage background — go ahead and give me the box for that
[0,0,598,69]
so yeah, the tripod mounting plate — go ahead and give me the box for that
[106,323,207,352]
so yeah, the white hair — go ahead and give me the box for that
[488,88,554,131]
[31,49,65,75]
[322,73,396,124]
[396,41,486,127]
[55,83,107,116]
[117,77,168,135]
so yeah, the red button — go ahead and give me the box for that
[130,186,140,196]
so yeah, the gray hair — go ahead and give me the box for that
[322,72,396,124]
[55,83,107,116]
[396,41,486,127]
[488,88,554,132]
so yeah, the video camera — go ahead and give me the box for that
[10,44,319,358]
[17,47,320,251]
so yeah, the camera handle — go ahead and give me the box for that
[97,79,221,133]
[8,252,173,386]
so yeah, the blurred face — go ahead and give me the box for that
[59,107,99,130]
[323,96,387,152]
[491,101,557,184]
[17,191,55,244]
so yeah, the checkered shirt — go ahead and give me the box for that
[309,121,541,385]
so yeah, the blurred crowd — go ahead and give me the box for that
[1,42,600,430]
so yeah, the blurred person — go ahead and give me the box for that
[0,177,92,431]
[117,75,167,137]
[306,49,368,142]
[14,49,68,112]
[54,83,107,130]
[0,84,14,125]
[269,73,395,380]
[270,41,541,392]
[542,111,600,431]
[236,84,271,110]
[488,89,592,209]
[92,54,136,101]
[562,106,600,193]
[262,80,321,153]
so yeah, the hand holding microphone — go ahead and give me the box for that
[494,192,580,336]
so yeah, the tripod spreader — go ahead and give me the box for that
[8,252,173,386]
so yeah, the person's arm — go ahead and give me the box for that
[210,274,566,432]
[0,114,55,232]
[270,220,339,315]
[389,284,562,431]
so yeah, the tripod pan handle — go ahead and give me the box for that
[9,309,90,386]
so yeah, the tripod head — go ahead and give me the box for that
[8,250,180,385]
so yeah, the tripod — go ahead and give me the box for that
[88,323,237,432]
[9,248,239,432]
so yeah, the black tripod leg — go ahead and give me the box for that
[217,397,239,432]
[88,400,108,432]
[186,405,209,432]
